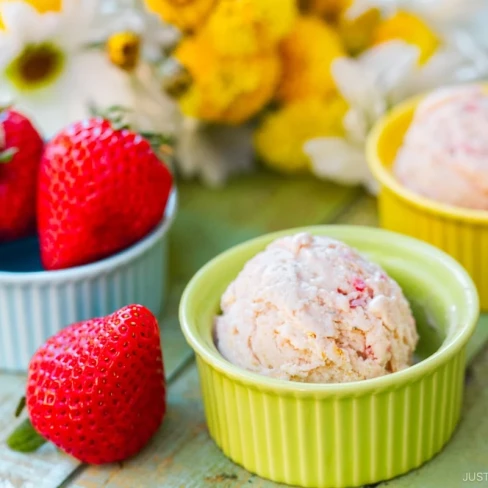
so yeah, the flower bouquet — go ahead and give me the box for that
[1,0,488,191]
[148,0,488,190]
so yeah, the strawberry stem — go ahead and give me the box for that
[15,396,26,417]
[0,147,18,163]
[7,419,47,453]
[140,132,174,148]
[89,104,132,131]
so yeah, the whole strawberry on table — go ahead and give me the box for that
[8,304,166,464]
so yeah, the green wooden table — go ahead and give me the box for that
[1,172,487,488]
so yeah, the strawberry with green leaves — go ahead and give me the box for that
[8,304,166,464]
[0,109,44,241]
[38,111,173,270]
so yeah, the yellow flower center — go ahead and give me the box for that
[106,32,141,72]
[5,43,65,91]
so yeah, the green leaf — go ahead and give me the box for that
[7,419,47,453]
[0,147,18,163]
[14,396,26,417]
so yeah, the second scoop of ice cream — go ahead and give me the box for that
[394,85,488,210]
[214,233,418,383]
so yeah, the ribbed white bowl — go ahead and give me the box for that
[0,190,177,372]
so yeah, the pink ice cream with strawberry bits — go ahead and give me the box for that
[394,85,488,210]
[214,233,418,384]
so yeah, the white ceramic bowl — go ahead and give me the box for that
[0,189,177,372]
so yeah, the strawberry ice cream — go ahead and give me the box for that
[214,233,418,384]
[394,85,488,210]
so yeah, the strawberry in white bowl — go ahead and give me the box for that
[38,112,173,270]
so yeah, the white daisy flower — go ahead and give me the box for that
[0,0,171,137]
[93,0,180,63]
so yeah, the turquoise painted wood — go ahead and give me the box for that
[0,173,487,488]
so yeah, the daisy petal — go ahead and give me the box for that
[359,41,420,97]
[332,57,385,121]
[56,0,99,49]
[0,2,60,45]
[128,63,180,134]
[0,32,22,70]
[409,48,464,95]
[305,137,369,185]
[176,118,254,187]
[406,0,485,25]
[343,109,369,144]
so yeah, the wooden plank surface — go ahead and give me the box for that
[0,375,80,488]
[2,173,488,488]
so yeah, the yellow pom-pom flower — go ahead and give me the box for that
[144,0,216,32]
[277,16,345,104]
[254,96,347,174]
[373,11,440,64]
[172,35,281,124]
[299,0,352,21]
[2,0,61,13]
[200,0,297,56]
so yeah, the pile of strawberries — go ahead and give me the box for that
[0,108,173,269]
[2,108,173,464]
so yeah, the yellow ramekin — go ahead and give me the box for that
[179,226,479,488]
[367,88,488,310]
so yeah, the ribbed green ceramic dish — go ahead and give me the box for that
[179,226,479,488]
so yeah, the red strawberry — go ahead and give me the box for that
[38,117,173,270]
[8,305,166,464]
[0,109,44,240]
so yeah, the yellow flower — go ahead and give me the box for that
[0,0,60,27]
[28,0,61,12]
[172,35,281,124]
[2,0,61,13]
[277,16,345,104]
[106,32,141,72]
[144,0,216,32]
[373,11,440,64]
[200,0,297,56]
[299,0,352,21]
[338,7,382,55]
[255,96,347,173]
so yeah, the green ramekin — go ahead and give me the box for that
[179,226,479,488]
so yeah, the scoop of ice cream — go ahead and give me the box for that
[214,233,418,383]
[394,85,488,210]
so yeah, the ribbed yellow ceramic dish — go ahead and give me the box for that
[367,88,488,310]
[179,226,479,488]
